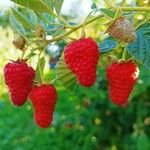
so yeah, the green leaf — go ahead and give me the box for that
[11,8,33,29]
[91,3,97,9]
[99,36,119,52]
[36,12,54,25]
[44,0,54,10]
[54,0,64,14]
[28,10,38,26]
[137,133,150,150]
[100,8,116,19]
[35,57,46,83]
[56,54,77,90]
[11,0,54,16]
[127,23,150,68]
[9,14,26,36]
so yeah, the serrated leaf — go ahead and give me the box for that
[36,13,54,25]
[54,0,64,14]
[44,0,54,10]
[28,10,38,26]
[100,8,116,19]
[127,23,150,68]
[35,57,46,83]
[99,36,119,52]
[11,0,54,16]
[56,54,77,90]
[11,8,33,29]
[26,52,36,59]
[9,14,26,36]
[43,13,54,22]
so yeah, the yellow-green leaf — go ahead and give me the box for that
[56,54,77,90]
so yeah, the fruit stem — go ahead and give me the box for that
[50,79,56,84]
[21,50,25,60]
[81,10,95,37]
[122,47,127,60]
[25,42,46,60]
[38,51,44,83]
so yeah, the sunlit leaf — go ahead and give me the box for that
[11,0,54,16]
[28,10,38,26]
[100,8,116,19]
[127,23,150,68]
[54,0,64,14]
[11,8,33,29]
[99,36,119,52]
[9,14,26,36]
[35,57,46,83]
[56,54,77,90]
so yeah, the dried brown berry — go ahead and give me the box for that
[106,17,136,43]
[35,25,45,38]
[13,34,26,51]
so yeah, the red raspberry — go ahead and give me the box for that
[107,61,139,107]
[4,61,35,106]
[29,84,57,128]
[64,38,100,87]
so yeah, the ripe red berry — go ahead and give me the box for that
[107,61,139,107]
[29,84,57,128]
[64,38,100,87]
[4,61,35,106]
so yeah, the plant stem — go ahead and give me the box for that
[21,50,25,60]
[46,14,105,44]
[118,7,150,11]
[45,7,150,44]
[46,26,66,32]
[135,18,150,30]
[38,51,44,83]
[122,47,127,60]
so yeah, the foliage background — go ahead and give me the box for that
[0,0,150,150]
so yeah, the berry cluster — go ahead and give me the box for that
[64,38,139,107]
[4,17,139,128]
[4,61,57,128]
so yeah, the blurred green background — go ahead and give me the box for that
[0,0,150,150]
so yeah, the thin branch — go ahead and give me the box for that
[46,14,105,44]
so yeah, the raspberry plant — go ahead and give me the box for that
[4,0,150,128]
